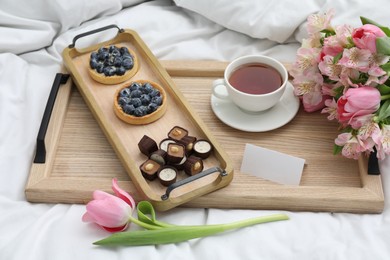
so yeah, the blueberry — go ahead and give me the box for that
[151,96,162,106]
[114,57,123,67]
[98,51,109,61]
[106,56,115,66]
[119,88,131,97]
[149,89,160,98]
[98,47,108,54]
[116,66,126,76]
[109,45,117,53]
[147,103,159,113]
[120,47,129,55]
[111,49,121,57]
[118,96,130,106]
[90,59,99,69]
[122,58,134,69]
[130,89,142,98]
[123,104,135,115]
[140,94,151,105]
[90,52,98,60]
[129,97,142,107]
[134,106,148,117]
[96,63,104,73]
[142,83,154,94]
[122,54,132,60]
[129,82,142,91]
[103,66,116,76]
[103,66,110,76]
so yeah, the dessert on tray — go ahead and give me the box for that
[88,45,139,84]
[114,80,167,125]
[137,126,213,187]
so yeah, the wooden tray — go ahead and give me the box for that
[60,26,233,211]
[26,59,385,214]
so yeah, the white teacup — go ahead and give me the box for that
[212,55,288,113]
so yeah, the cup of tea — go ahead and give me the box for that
[212,55,288,113]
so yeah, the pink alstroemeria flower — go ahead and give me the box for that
[306,9,335,35]
[352,24,386,53]
[338,47,371,72]
[321,98,338,120]
[335,132,367,159]
[372,124,390,160]
[318,55,342,81]
[82,178,136,232]
[337,86,381,129]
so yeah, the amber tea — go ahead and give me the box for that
[228,63,282,95]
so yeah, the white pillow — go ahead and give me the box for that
[174,0,324,43]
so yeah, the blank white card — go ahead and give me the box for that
[240,143,305,185]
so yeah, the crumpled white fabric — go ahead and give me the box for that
[1,0,390,259]
[174,0,325,43]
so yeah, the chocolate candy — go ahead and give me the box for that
[138,135,158,156]
[166,143,185,164]
[159,138,176,152]
[184,155,204,176]
[150,149,167,165]
[170,155,187,171]
[193,139,212,159]
[178,135,197,153]
[158,166,178,186]
[137,126,214,185]
[140,159,161,180]
[168,126,188,141]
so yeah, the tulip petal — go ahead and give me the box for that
[82,212,96,223]
[93,190,113,200]
[112,178,136,209]
[86,196,132,228]
[102,223,128,233]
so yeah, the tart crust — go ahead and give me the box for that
[88,46,139,85]
[113,80,167,125]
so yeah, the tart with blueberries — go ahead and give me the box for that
[114,80,167,125]
[88,45,139,84]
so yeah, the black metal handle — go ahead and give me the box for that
[34,73,69,164]
[161,167,227,200]
[368,148,380,175]
[68,24,124,48]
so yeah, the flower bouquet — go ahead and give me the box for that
[291,10,390,160]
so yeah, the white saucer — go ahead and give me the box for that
[211,82,300,132]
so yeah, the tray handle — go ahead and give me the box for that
[161,167,227,201]
[368,148,380,175]
[68,24,124,48]
[34,73,70,164]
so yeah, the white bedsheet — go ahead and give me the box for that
[1,0,390,259]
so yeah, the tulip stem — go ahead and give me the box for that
[94,213,289,246]
[381,94,390,100]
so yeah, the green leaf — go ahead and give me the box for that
[360,16,390,37]
[333,52,343,64]
[380,63,390,75]
[333,144,343,155]
[378,99,390,120]
[93,214,289,246]
[136,201,175,228]
[320,29,335,37]
[378,84,390,95]
[376,37,390,55]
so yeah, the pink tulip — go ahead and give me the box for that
[337,86,381,129]
[352,24,385,53]
[82,178,136,232]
